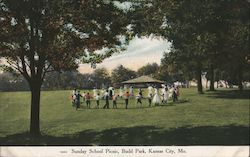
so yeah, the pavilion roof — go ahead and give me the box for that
[122,75,164,84]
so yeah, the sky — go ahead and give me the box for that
[78,37,171,74]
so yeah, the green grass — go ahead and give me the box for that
[0,88,249,145]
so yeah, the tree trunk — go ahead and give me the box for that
[197,65,203,94]
[238,66,243,91]
[29,82,41,136]
[186,80,189,88]
[209,65,215,91]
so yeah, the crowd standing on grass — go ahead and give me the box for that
[70,84,180,110]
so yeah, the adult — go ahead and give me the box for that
[108,87,113,99]
[152,87,161,105]
[176,86,180,99]
[119,86,124,98]
[148,85,153,97]
[100,88,105,99]
[129,86,134,97]
[93,88,97,98]
[112,87,115,97]
[161,84,166,96]
[82,91,86,103]
[103,90,110,109]
[136,88,143,108]
[172,87,178,102]
[162,87,168,104]
[148,91,153,106]
[124,85,128,93]
[169,85,174,99]
[75,90,82,110]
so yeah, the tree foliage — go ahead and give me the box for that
[0,0,132,135]
[111,65,137,87]
[137,63,159,77]
[92,68,111,88]
[134,0,249,92]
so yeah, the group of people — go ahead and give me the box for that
[70,85,180,110]
[147,84,180,106]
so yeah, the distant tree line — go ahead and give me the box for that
[1,59,248,91]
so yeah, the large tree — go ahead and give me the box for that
[0,0,131,135]
[132,0,249,93]
[127,0,250,92]
[137,63,159,77]
[92,67,111,88]
[111,65,137,87]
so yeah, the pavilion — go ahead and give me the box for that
[122,75,165,88]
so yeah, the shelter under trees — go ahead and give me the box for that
[122,75,165,88]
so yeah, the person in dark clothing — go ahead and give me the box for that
[75,91,82,110]
[103,90,110,109]
[173,88,178,102]
[136,89,143,108]
[109,88,113,100]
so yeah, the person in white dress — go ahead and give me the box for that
[152,87,161,105]
[129,86,134,97]
[124,85,128,92]
[93,88,97,98]
[168,86,174,99]
[162,87,168,104]
[71,89,77,105]
[100,88,105,99]
[148,85,153,96]
[111,87,115,97]
[119,86,124,98]
[161,84,166,99]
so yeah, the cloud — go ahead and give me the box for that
[78,37,170,74]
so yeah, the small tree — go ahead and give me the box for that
[0,0,131,136]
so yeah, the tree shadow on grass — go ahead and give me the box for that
[0,125,249,146]
[206,89,250,99]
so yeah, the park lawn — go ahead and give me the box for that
[0,88,249,145]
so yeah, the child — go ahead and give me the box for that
[85,92,92,109]
[71,89,77,106]
[95,93,101,109]
[112,94,119,109]
[124,91,130,109]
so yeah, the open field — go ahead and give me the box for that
[0,88,249,145]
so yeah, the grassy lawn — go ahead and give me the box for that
[0,88,249,145]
